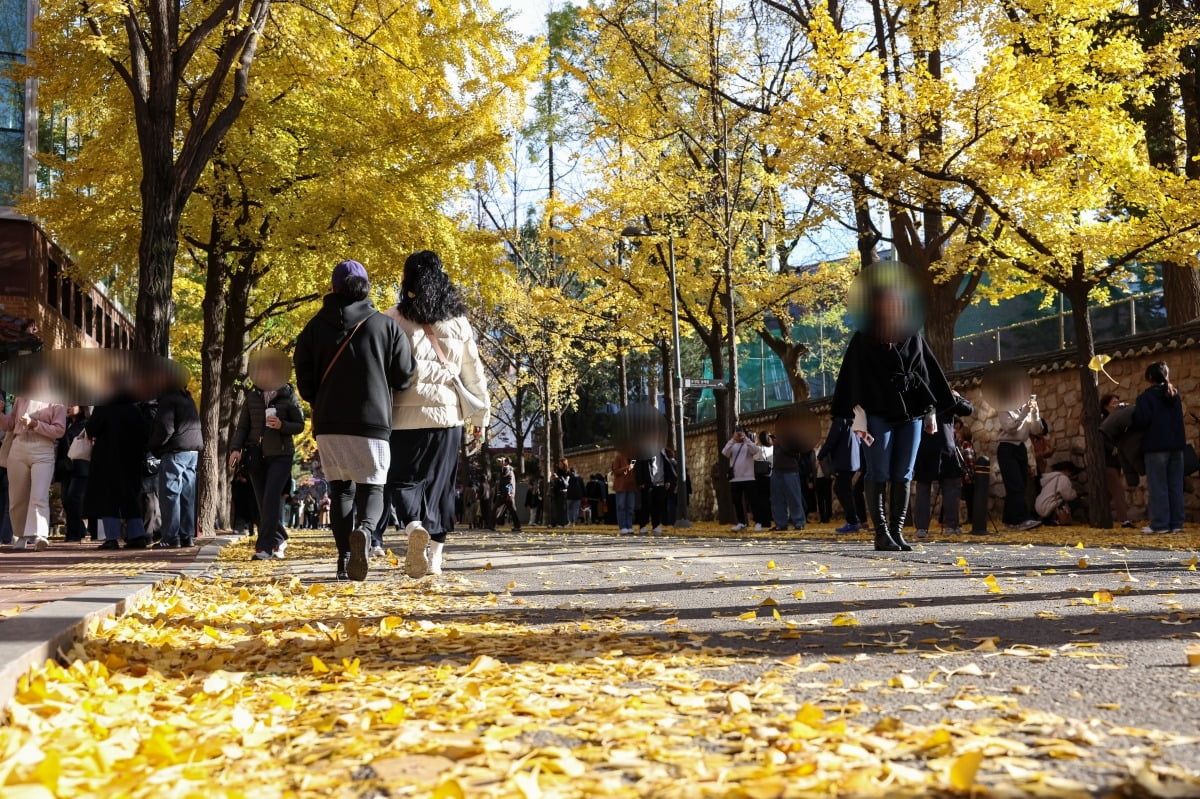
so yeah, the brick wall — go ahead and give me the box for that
[567,323,1200,524]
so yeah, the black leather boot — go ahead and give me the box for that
[865,481,900,551]
[889,479,914,551]
[336,553,350,581]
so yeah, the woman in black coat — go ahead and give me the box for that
[57,406,93,542]
[831,263,955,551]
[85,396,150,550]
[229,349,305,561]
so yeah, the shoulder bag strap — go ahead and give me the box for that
[422,324,455,373]
[321,315,371,386]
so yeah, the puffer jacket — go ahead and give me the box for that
[1035,470,1077,518]
[385,309,490,430]
[231,384,305,459]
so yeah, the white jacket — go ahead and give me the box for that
[1034,470,1077,518]
[386,309,490,431]
[722,438,762,483]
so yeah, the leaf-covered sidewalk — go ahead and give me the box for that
[2,529,1199,798]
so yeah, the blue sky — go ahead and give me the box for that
[500,0,556,39]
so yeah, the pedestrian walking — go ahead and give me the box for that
[723,427,761,531]
[294,259,417,581]
[462,482,479,529]
[0,369,66,550]
[956,426,977,526]
[549,461,569,527]
[913,391,974,538]
[1099,393,1134,528]
[819,416,865,533]
[1132,361,1187,535]
[813,455,834,524]
[229,349,305,561]
[830,263,956,552]
[384,251,489,578]
[769,418,807,531]
[149,366,203,548]
[86,391,150,550]
[494,458,521,531]
[753,431,773,529]
[997,384,1046,531]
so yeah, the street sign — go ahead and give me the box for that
[683,378,726,390]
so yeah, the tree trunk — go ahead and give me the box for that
[923,300,958,371]
[196,232,227,536]
[617,347,629,407]
[134,189,179,355]
[661,342,676,450]
[513,383,526,474]
[549,409,564,465]
[1067,284,1113,528]
[709,330,735,524]
[760,330,810,401]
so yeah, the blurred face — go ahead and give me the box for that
[1104,396,1121,413]
[869,290,911,343]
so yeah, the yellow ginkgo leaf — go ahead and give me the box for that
[1093,590,1114,604]
[432,779,466,799]
[948,749,985,790]
[1088,354,1118,384]
[766,560,777,570]
[792,590,806,600]
[759,597,779,607]
[738,610,758,621]
[310,655,330,674]
[832,613,859,627]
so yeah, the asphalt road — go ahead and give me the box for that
[436,529,1200,785]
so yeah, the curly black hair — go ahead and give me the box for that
[396,250,468,324]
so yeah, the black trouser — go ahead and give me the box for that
[997,442,1030,525]
[386,426,462,544]
[730,480,754,525]
[753,474,772,526]
[329,480,384,556]
[250,454,293,555]
[802,480,817,523]
[495,492,521,529]
[637,484,666,528]
[63,472,88,540]
[834,471,865,525]
[814,476,833,523]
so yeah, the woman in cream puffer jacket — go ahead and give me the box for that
[384,251,490,579]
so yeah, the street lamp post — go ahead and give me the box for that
[622,224,691,528]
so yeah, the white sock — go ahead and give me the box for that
[429,540,444,574]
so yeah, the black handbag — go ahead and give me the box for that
[754,460,772,477]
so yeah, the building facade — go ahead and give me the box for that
[1,0,37,207]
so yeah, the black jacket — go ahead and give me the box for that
[85,399,147,518]
[914,394,974,483]
[635,450,678,489]
[231,384,305,459]
[1132,384,1187,453]
[294,294,416,441]
[831,332,954,423]
[818,417,862,474]
[149,389,203,455]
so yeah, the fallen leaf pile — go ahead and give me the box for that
[1,533,1199,798]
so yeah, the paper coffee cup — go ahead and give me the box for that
[264,408,277,419]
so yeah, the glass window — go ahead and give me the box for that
[84,295,93,338]
[72,284,82,327]
[0,76,21,133]
[0,129,21,205]
[0,0,28,58]
[47,259,58,308]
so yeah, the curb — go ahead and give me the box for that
[0,535,237,712]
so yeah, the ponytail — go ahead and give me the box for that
[1145,361,1178,398]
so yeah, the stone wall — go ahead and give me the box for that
[566,322,1200,523]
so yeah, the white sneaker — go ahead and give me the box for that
[619,528,633,536]
[754,524,763,532]
[916,529,928,539]
[405,522,431,578]
[273,540,289,559]
[731,524,746,532]
[1170,528,1184,534]
[33,537,49,551]
[652,526,664,535]
[14,537,31,550]
[1017,519,1042,531]
[1142,526,1168,535]
[428,541,444,575]
[639,526,649,535]
[369,545,385,558]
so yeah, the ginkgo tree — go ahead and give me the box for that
[27,0,536,532]
[800,0,1200,526]
[565,0,829,511]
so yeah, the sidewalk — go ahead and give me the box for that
[0,534,237,712]
[0,535,236,620]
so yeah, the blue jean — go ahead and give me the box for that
[102,516,146,542]
[158,451,198,544]
[566,499,582,525]
[864,416,923,482]
[1144,450,1185,531]
[615,491,637,530]
[771,471,806,529]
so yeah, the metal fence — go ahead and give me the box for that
[952,291,1166,369]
